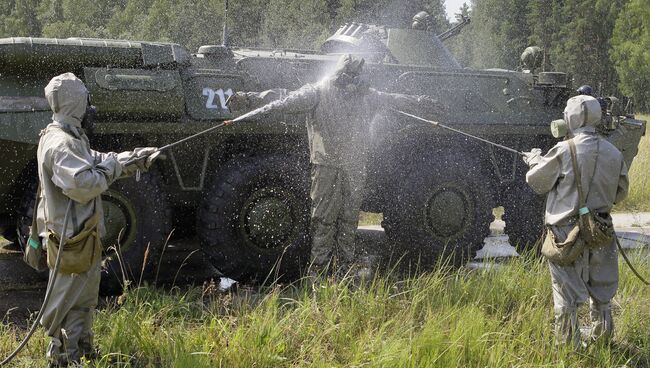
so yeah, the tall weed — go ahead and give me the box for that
[2,254,649,367]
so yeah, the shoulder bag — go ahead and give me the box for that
[541,138,614,265]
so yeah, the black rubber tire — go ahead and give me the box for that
[382,152,495,266]
[12,178,50,284]
[99,172,171,294]
[14,171,170,294]
[502,183,545,251]
[197,155,311,282]
[14,178,39,251]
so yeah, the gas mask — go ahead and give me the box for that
[551,95,602,139]
[81,95,97,131]
[332,54,369,95]
[550,119,568,138]
[333,72,369,94]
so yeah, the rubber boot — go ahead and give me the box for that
[61,307,91,364]
[554,306,581,347]
[589,300,613,343]
[46,335,68,367]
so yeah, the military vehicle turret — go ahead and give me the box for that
[0,17,645,288]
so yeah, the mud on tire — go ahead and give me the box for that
[382,152,495,266]
[99,171,171,294]
[502,183,545,251]
[15,171,170,294]
[197,155,311,282]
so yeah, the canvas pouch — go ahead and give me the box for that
[541,138,614,264]
[23,186,48,272]
[46,202,102,275]
[541,225,585,266]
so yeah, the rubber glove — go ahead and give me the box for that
[225,92,250,112]
[522,148,542,166]
[121,147,162,176]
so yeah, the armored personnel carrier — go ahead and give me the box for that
[0,19,645,287]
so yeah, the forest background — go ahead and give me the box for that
[0,0,649,110]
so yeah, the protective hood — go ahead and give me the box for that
[44,73,88,128]
[564,95,602,133]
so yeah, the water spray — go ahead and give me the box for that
[222,0,229,48]
[395,109,650,285]
[123,118,237,166]
[393,109,524,155]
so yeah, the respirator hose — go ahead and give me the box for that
[0,199,73,366]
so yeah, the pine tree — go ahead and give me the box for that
[527,0,563,71]
[228,0,270,47]
[262,0,331,49]
[105,0,155,40]
[455,1,471,21]
[465,0,532,69]
[0,0,43,37]
[158,0,224,50]
[38,0,118,38]
[447,2,473,67]
[335,0,390,26]
[335,0,448,32]
[552,0,625,95]
[611,0,650,109]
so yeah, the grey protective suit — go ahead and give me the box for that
[231,56,433,272]
[525,95,629,345]
[37,73,156,365]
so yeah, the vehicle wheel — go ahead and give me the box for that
[100,172,171,294]
[382,152,495,266]
[197,155,311,282]
[15,177,39,251]
[15,172,170,294]
[502,183,545,251]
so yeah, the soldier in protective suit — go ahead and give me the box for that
[522,95,628,346]
[227,54,436,277]
[37,73,160,366]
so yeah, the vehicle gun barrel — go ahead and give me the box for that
[437,16,471,42]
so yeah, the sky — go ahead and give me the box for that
[444,0,469,20]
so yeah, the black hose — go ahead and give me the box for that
[0,200,73,366]
[615,233,650,286]
[122,121,229,167]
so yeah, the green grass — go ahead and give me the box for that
[2,252,650,367]
[618,114,650,212]
[359,212,383,226]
